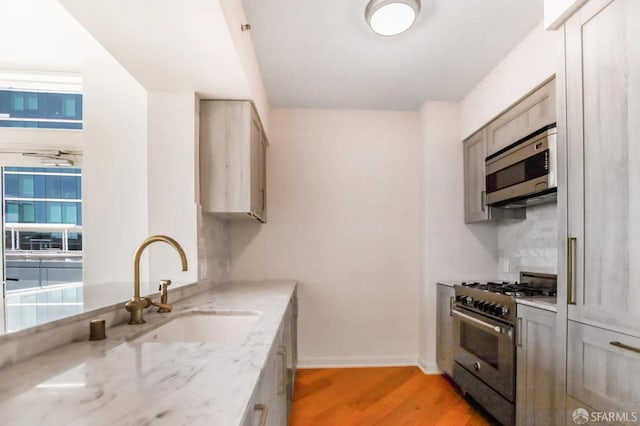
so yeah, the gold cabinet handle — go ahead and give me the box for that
[516,317,523,348]
[610,341,640,354]
[567,237,577,305]
[277,346,287,395]
[253,404,269,426]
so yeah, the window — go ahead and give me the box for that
[45,174,61,198]
[4,173,18,197]
[46,201,62,223]
[20,202,35,223]
[5,201,18,222]
[19,175,34,197]
[61,175,76,199]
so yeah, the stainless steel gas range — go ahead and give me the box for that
[451,272,557,426]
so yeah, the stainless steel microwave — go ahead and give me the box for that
[485,125,557,207]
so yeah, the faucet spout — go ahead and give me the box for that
[125,235,188,324]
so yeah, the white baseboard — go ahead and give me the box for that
[297,355,418,369]
[417,357,440,375]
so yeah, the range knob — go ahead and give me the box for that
[493,304,503,315]
[465,296,473,305]
[500,306,509,317]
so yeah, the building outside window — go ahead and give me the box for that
[0,90,83,129]
[0,71,82,130]
[0,72,84,333]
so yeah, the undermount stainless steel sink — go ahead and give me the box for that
[127,311,261,344]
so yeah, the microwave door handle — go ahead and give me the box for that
[452,309,503,334]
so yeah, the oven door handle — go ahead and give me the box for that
[452,309,504,334]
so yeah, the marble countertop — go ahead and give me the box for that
[0,280,297,426]
[516,296,557,313]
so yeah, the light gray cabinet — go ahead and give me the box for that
[486,79,556,156]
[243,296,297,426]
[200,100,267,223]
[567,321,640,415]
[436,283,455,376]
[282,293,297,422]
[515,304,556,426]
[557,0,640,419]
[462,130,525,223]
[463,129,489,223]
[564,0,640,337]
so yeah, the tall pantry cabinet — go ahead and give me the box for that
[556,0,640,422]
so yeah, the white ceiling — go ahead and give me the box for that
[60,0,251,100]
[242,0,544,110]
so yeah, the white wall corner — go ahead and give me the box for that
[418,101,498,366]
[417,357,440,375]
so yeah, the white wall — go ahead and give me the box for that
[81,51,149,287]
[219,0,271,135]
[147,92,199,284]
[418,102,498,371]
[230,109,423,367]
[459,22,556,140]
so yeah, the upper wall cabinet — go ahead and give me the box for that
[463,129,525,223]
[463,129,489,222]
[200,100,267,223]
[486,79,556,156]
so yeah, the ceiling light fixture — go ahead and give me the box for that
[365,0,421,36]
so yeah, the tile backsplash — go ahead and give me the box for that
[198,209,231,283]
[497,203,558,281]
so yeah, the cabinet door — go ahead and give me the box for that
[567,321,640,413]
[436,284,455,376]
[565,0,640,336]
[246,361,277,426]
[515,304,556,426]
[200,100,266,223]
[463,129,488,223]
[486,79,556,156]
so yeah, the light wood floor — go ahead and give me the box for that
[290,367,496,426]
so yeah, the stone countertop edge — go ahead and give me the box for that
[0,280,297,426]
[516,296,557,313]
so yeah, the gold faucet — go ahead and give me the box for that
[125,235,188,324]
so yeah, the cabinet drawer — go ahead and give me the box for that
[567,321,640,412]
[486,79,556,156]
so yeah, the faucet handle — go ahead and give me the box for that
[152,301,173,313]
[144,297,172,313]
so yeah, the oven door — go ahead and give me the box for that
[452,307,515,401]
